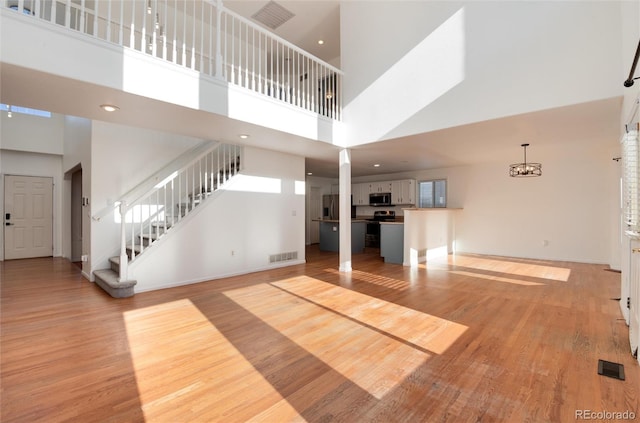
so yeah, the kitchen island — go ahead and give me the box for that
[314,219,367,253]
[380,222,404,264]
[403,208,461,267]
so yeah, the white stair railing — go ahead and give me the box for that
[3,0,342,120]
[117,143,241,281]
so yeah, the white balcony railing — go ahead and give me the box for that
[5,0,342,120]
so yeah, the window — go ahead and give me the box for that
[419,179,446,208]
[1,104,52,118]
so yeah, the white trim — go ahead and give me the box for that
[133,260,306,293]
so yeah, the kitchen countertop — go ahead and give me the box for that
[402,208,463,211]
[379,221,404,225]
[358,219,405,223]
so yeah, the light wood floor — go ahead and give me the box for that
[1,247,638,422]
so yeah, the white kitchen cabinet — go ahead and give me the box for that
[353,179,415,206]
[351,183,369,205]
[369,181,392,193]
[391,179,416,205]
[367,182,378,193]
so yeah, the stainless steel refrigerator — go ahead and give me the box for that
[322,194,355,220]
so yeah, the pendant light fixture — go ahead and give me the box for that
[509,143,542,177]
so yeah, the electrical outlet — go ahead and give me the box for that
[81,254,88,262]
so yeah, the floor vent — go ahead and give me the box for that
[597,359,625,380]
[251,1,295,30]
[270,251,298,264]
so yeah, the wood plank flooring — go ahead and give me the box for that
[1,247,638,422]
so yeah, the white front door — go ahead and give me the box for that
[4,175,53,260]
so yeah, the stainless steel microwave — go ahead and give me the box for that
[369,192,392,207]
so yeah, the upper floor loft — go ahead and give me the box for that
[2,0,637,178]
[0,0,344,146]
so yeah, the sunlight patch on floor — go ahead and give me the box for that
[223,277,445,399]
[123,299,299,421]
[450,269,545,286]
[433,254,571,282]
[271,276,467,355]
[324,267,412,291]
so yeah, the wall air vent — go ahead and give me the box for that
[251,1,295,30]
[269,251,298,264]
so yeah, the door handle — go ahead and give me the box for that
[633,248,640,253]
[5,222,14,226]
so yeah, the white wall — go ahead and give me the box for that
[351,147,617,265]
[341,1,625,145]
[62,116,92,277]
[306,176,338,197]
[1,112,64,154]
[129,146,306,291]
[90,121,204,272]
[455,157,614,263]
[620,1,640,125]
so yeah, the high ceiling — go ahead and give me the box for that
[224,1,341,65]
[222,1,623,178]
[1,1,624,179]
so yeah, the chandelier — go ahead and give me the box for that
[509,143,542,177]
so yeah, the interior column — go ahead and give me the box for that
[339,148,352,272]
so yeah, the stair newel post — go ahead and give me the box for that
[119,200,129,282]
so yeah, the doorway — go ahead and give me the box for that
[4,175,54,260]
[71,168,83,264]
[310,187,321,244]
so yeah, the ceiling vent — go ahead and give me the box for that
[251,1,295,30]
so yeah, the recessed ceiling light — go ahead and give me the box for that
[239,134,249,139]
[318,40,324,45]
[100,104,119,112]
[373,164,381,167]
[307,172,313,175]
